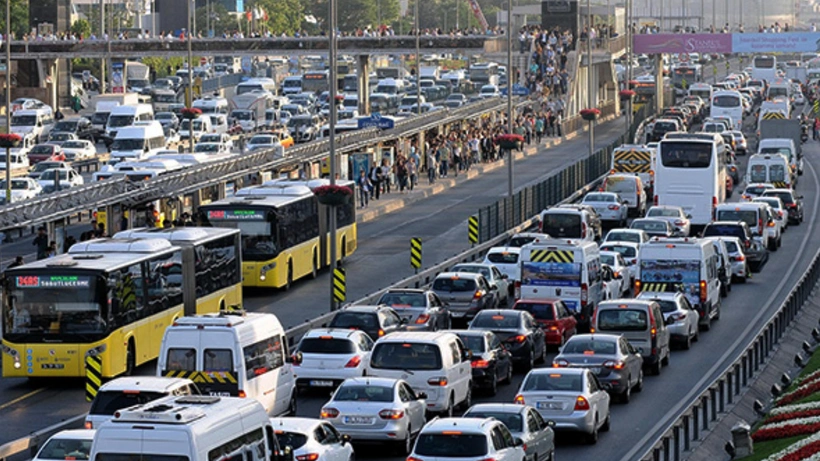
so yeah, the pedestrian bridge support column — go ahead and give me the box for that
[357,55,370,115]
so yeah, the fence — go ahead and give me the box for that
[638,249,820,461]
[476,103,650,242]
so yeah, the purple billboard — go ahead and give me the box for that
[633,34,733,55]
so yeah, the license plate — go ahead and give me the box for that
[343,416,374,425]
[41,363,64,369]
[310,380,334,387]
[537,401,562,410]
[451,311,466,318]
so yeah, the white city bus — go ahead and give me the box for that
[654,135,727,231]
[752,55,778,83]
[710,90,744,131]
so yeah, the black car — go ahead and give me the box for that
[52,117,96,142]
[454,330,513,396]
[763,189,804,225]
[468,309,547,371]
[327,305,407,340]
[703,221,768,272]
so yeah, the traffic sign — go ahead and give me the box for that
[678,53,689,63]
[410,237,422,269]
[333,268,346,303]
[358,112,395,130]
[85,355,102,402]
[468,215,479,244]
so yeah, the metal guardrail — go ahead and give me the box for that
[201,73,244,94]
[637,250,820,461]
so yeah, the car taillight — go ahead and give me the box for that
[407,458,424,461]
[732,255,745,262]
[778,211,784,218]
[514,394,526,405]
[553,359,570,367]
[471,359,490,368]
[379,409,405,420]
[654,195,659,206]
[581,283,588,308]
[582,222,587,237]
[574,396,590,411]
[84,421,93,429]
[758,218,763,232]
[378,329,385,337]
[473,290,485,300]
[700,280,707,303]
[767,220,775,228]
[507,335,527,343]
[320,408,339,418]
[608,204,620,210]
[634,280,642,296]
[415,314,430,324]
[712,196,717,219]
[603,360,625,370]
[428,377,448,386]
[650,327,657,338]
[670,313,686,322]
[788,203,797,209]
[296,454,319,461]
[514,281,521,299]
[674,220,684,226]
[344,356,362,368]
[238,390,247,398]
[744,240,750,249]
[548,325,559,331]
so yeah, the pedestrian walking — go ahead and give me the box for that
[369,164,381,200]
[407,157,418,191]
[357,169,371,208]
[427,151,437,184]
[33,227,49,260]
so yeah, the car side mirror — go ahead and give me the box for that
[544,420,556,429]
[461,350,473,361]
[400,318,409,325]
[416,392,428,400]
[341,434,351,446]
[501,274,509,279]
[285,352,302,365]
[686,214,692,219]
[664,316,675,326]
[514,437,525,447]
[489,283,498,291]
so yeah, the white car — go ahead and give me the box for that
[638,291,700,349]
[482,246,521,282]
[245,134,281,153]
[599,241,641,266]
[751,200,784,251]
[645,205,691,237]
[601,264,626,300]
[199,132,234,151]
[33,429,95,461]
[37,167,84,193]
[60,139,96,162]
[581,191,628,226]
[269,417,355,461]
[753,196,789,232]
[194,142,230,156]
[409,417,526,460]
[794,91,806,105]
[600,250,633,294]
[602,228,650,247]
[294,328,372,390]
[0,177,42,203]
[479,84,501,98]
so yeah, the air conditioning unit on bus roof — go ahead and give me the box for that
[68,238,175,254]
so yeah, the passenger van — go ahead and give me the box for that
[90,395,294,461]
[282,76,303,96]
[539,207,597,241]
[758,138,802,177]
[109,121,167,164]
[179,116,213,142]
[11,108,54,143]
[715,202,774,250]
[611,145,655,194]
[746,153,793,189]
[636,238,721,330]
[591,300,671,375]
[517,239,603,330]
[157,312,297,416]
[106,104,154,140]
[85,376,199,429]
[366,331,472,416]
[193,96,229,115]
[603,174,646,217]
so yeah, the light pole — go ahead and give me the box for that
[506,0,513,198]
[626,0,632,138]
[328,0,339,311]
[187,0,194,154]
[5,0,11,203]
[587,0,593,158]
[99,0,106,93]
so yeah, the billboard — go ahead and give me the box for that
[633,34,732,55]
[732,32,820,53]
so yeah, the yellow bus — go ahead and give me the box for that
[199,178,357,289]
[1,228,242,379]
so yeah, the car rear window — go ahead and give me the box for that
[606,231,640,244]
[370,342,442,370]
[563,338,617,355]
[716,210,757,229]
[632,221,668,232]
[744,185,770,196]
[378,292,426,307]
[486,252,519,264]
[433,277,477,292]
[724,240,740,252]
[329,312,378,329]
[274,432,308,450]
[596,309,649,331]
[456,334,486,353]
[522,372,582,391]
[508,236,538,247]
[89,390,167,415]
[703,225,745,239]
[465,412,523,432]
[647,208,680,218]
[333,384,394,402]
[299,338,356,354]
[763,191,794,204]
[542,213,581,236]
[414,434,488,457]
[471,313,521,329]
[453,265,491,279]
[605,177,637,194]
[38,438,93,460]
[514,302,554,320]
[602,245,637,258]
[654,300,679,313]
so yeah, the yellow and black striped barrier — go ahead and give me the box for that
[163,370,238,384]
[85,355,103,402]
[530,249,575,263]
[761,111,786,120]
[333,268,346,303]
[410,237,422,269]
[468,216,479,244]
[814,101,819,115]
[641,282,682,292]
[772,181,788,189]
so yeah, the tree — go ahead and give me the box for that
[71,19,91,38]
[305,0,399,32]
[244,0,304,36]
[0,0,30,39]
[195,3,240,36]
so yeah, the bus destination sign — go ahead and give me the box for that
[15,275,92,288]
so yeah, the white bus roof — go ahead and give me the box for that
[114,227,239,243]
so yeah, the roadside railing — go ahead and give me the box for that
[637,249,820,461]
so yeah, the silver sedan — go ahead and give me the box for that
[464,403,556,461]
[645,205,691,237]
[638,292,700,349]
[320,377,427,455]
[581,192,628,226]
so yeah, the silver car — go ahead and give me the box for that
[581,192,628,226]
[719,236,750,283]
[637,292,700,349]
[320,377,427,455]
[464,403,556,461]
[452,263,511,306]
[515,367,611,444]
[431,272,497,321]
[645,205,691,237]
[377,289,451,331]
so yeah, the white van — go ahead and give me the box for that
[715,202,775,250]
[517,239,603,330]
[208,113,229,134]
[90,395,293,461]
[109,121,167,163]
[11,108,54,143]
[746,153,792,188]
[539,207,597,241]
[106,103,154,140]
[603,173,647,216]
[179,116,213,142]
[157,312,297,417]
[85,376,199,429]
[636,238,722,330]
[758,138,802,177]
[282,76,303,96]
[193,96,229,115]
[366,331,472,416]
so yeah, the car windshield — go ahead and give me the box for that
[40,170,69,180]
[600,254,615,266]
[452,265,491,279]
[456,334,486,353]
[542,213,581,235]
[522,372,582,391]
[756,199,781,209]
[0,180,30,190]
[111,139,145,151]
[107,115,134,128]
[33,162,60,172]
[413,434,488,457]
[486,252,518,264]
[50,133,72,141]
[703,225,745,238]
[432,277,477,292]
[632,221,668,233]
[195,144,221,153]
[515,302,554,320]
[724,240,740,252]
[716,210,757,229]
[744,185,770,196]
[471,313,521,330]
[249,136,275,145]
[37,437,93,460]
[273,432,308,451]
[465,412,523,432]
[605,177,636,193]
[156,113,174,120]
[329,312,377,329]
[298,338,355,354]
[89,390,167,415]
[508,236,539,247]
[654,300,679,313]
[370,342,442,370]
[378,292,426,308]
[53,121,78,132]
[232,111,253,120]
[333,384,393,402]
[563,338,617,354]
[601,245,637,258]
[596,309,648,331]
[763,192,794,205]
[606,231,640,244]
[11,115,36,126]
[647,208,681,217]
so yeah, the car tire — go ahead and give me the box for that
[587,420,599,445]
[524,350,535,372]
[537,340,547,364]
[634,369,644,392]
[768,239,777,252]
[489,370,499,396]
[720,282,728,298]
[601,413,611,432]
[650,359,662,376]
[444,394,455,418]
[620,379,631,403]
[661,350,670,367]
[682,332,692,350]
[778,236,782,248]
[693,326,700,342]
[460,387,472,411]
[502,362,513,385]
[714,302,721,321]
[398,427,413,455]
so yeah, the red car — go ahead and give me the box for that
[512,299,578,348]
[28,144,66,164]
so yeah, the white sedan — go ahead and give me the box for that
[645,205,691,237]
[33,429,95,461]
[60,140,96,162]
[601,264,626,300]
[37,167,84,193]
[199,132,234,151]
[600,250,634,294]
[0,177,43,203]
[194,142,230,156]
[270,417,355,461]
[581,192,628,226]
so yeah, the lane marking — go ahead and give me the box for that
[624,123,820,461]
[0,387,46,412]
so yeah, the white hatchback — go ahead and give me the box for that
[294,328,373,391]
[482,246,522,282]
[270,417,355,461]
[409,417,526,461]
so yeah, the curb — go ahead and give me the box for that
[357,113,620,224]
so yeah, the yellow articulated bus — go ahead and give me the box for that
[199,178,357,289]
[1,229,242,379]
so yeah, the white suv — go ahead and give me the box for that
[85,377,198,429]
[409,417,526,461]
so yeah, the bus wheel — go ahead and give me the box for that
[285,261,293,291]
[125,340,136,376]
[311,251,318,279]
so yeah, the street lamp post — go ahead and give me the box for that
[5,0,11,203]
[506,0,513,198]
[626,0,632,138]
[328,0,339,311]
[187,0,194,154]
[587,0,593,158]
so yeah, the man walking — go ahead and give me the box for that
[33,227,49,260]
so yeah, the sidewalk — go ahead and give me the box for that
[357,112,627,223]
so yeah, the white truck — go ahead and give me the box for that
[125,61,151,93]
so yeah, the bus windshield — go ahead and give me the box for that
[712,95,740,107]
[3,273,106,342]
[660,142,713,168]
[203,209,278,261]
[754,57,775,68]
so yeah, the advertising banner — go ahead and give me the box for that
[633,34,732,55]
[521,261,582,287]
[732,32,820,53]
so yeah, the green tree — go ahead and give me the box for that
[244,0,303,36]
[305,0,399,32]
[71,19,91,38]
[1,0,30,39]
[196,3,240,36]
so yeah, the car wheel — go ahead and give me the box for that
[634,369,644,392]
[444,394,455,417]
[524,350,535,371]
[661,349,670,367]
[601,413,611,432]
[714,302,721,321]
[398,427,413,455]
[682,332,692,350]
[502,361,514,384]
[587,420,599,444]
[768,239,777,252]
[720,282,728,298]
[700,316,712,331]
[651,359,662,376]
[537,340,547,364]
[778,236,782,248]
[620,379,631,403]
[489,369,499,396]
[461,387,472,411]
[693,326,700,342]
[287,392,298,416]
